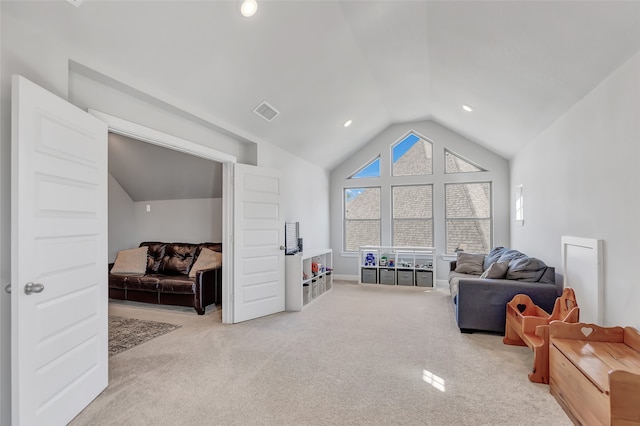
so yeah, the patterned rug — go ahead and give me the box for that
[109,316,181,356]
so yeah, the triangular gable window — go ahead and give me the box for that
[392,133,432,176]
[349,157,380,179]
[445,150,486,173]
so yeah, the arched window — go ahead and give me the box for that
[445,149,486,173]
[342,130,492,254]
[392,133,432,176]
[349,157,380,179]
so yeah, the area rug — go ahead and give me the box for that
[109,316,181,356]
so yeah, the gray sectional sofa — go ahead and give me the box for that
[449,247,562,334]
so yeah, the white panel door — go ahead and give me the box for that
[561,236,603,325]
[11,75,108,425]
[233,163,285,323]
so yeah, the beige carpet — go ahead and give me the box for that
[71,282,571,425]
[109,316,181,356]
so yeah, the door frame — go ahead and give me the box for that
[88,110,238,323]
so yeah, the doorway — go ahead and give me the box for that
[10,76,286,424]
[107,131,224,315]
[90,110,237,323]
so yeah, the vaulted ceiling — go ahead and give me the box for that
[4,1,640,172]
[108,133,222,202]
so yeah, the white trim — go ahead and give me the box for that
[333,274,358,282]
[444,181,493,253]
[88,109,237,164]
[340,251,359,258]
[443,148,488,173]
[389,129,435,177]
[515,184,524,226]
[221,164,234,324]
[436,279,449,291]
[87,109,237,324]
[561,236,604,325]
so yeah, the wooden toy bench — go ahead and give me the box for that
[503,288,579,383]
[549,322,640,425]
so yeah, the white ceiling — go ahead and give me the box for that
[109,133,222,201]
[4,1,640,171]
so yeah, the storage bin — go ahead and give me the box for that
[416,270,433,287]
[311,280,318,298]
[361,268,377,283]
[397,269,414,286]
[379,268,395,285]
[303,284,310,304]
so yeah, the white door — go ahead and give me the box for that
[232,163,285,323]
[11,75,108,425]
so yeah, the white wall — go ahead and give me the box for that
[69,70,258,166]
[108,174,136,261]
[0,4,7,423]
[258,142,330,251]
[330,120,510,284]
[109,174,223,261]
[511,52,640,329]
[133,198,223,247]
[0,11,330,424]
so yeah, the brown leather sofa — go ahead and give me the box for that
[109,241,222,315]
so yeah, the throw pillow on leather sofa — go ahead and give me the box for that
[109,241,222,315]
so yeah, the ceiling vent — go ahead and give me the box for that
[253,101,280,122]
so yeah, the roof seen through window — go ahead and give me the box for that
[393,133,420,163]
[351,157,380,178]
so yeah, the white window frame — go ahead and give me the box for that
[444,181,493,254]
[391,184,434,247]
[515,184,524,226]
[343,186,381,252]
[391,131,434,177]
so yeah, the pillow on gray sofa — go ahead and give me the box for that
[506,257,548,282]
[480,260,509,279]
[483,247,507,270]
[498,249,528,264]
[455,252,485,274]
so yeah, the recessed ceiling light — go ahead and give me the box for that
[240,0,258,17]
[344,119,352,128]
[462,104,473,112]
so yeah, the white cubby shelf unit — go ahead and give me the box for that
[285,249,333,311]
[359,246,436,288]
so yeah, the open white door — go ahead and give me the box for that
[11,76,108,425]
[232,163,285,323]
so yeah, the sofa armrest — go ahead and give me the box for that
[196,267,222,305]
[455,278,560,333]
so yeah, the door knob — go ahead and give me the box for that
[24,282,44,295]
[279,245,285,250]
[4,284,10,294]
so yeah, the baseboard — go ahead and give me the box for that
[334,275,449,289]
[437,279,449,291]
[334,274,358,282]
